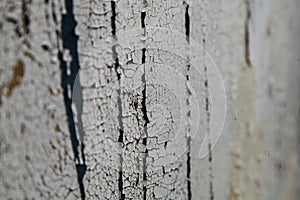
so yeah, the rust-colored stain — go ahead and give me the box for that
[48,86,61,96]
[230,64,264,200]
[0,60,25,106]
[55,124,61,132]
[6,60,25,98]
[48,86,54,95]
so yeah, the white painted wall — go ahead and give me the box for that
[0,0,299,199]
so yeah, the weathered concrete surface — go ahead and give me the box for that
[0,0,299,199]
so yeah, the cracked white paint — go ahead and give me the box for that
[0,0,299,199]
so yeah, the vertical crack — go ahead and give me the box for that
[141,47,149,200]
[21,0,30,34]
[245,0,252,67]
[184,2,192,200]
[111,1,125,199]
[59,0,86,199]
[186,136,192,200]
[115,54,124,200]
[141,12,146,28]
[111,1,116,37]
[203,38,214,200]
[208,143,214,200]
[140,9,148,200]
[184,2,190,43]
[115,55,125,200]
[141,49,149,125]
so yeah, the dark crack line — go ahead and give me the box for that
[111,0,117,38]
[203,38,214,200]
[186,136,192,200]
[21,0,30,35]
[141,47,149,200]
[59,0,86,199]
[208,143,214,200]
[117,75,125,200]
[111,2,125,199]
[141,11,146,28]
[184,2,190,43]
[245,0,252,67]
[141,10,148,200]
[184,2,192,200]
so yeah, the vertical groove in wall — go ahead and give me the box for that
[203,36,214,200]
[208,143,214,200]
[245,0,252,67]
[111,1,125,199]
[141,11,146,29]
[184,2,192,199]
[21,0,30,35]
[59,0,86,199]
[185,2,190,43]
[111,1,117,38]
[141,11,149,199]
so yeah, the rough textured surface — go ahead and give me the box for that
[0,0,299,199]
[0,0,80,199]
